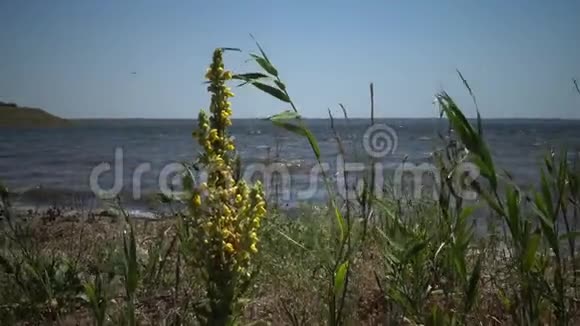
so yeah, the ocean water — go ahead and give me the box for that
[1,118,580,209]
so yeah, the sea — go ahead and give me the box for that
[1,119,580,213]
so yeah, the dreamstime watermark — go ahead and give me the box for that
[363,124,398,158]
[88,124,480,202]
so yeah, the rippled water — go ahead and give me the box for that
[1,118,579,209]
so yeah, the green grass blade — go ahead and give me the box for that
[276,229,309,252]
[339,103,349,119]
[456,69,482,136]
[540,169,555,218]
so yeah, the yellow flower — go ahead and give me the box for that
[209,129,218,142]
[223,204,231,215]
[257,206,266,215]
[255,201,266,215]
[186,49,267,313]
[193,194,201,206]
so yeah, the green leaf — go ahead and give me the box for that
[533,191,549,220]
[457,69,474,102]
[328,108,335,129]
[250,34,270,61]
[459,205,477,222]
[232,72,269,81]
[472,183,503,216]
[181,164,196,190]
[250,33,270,61]
[270,120,307,136]
[470,155,492,181]
[544,156,554,174]
[533,200,558,253]
[332,204,346,243]
[539,169,554,219]
[252,81,289,102]
[251,54,278,77]
[453,250,467,280]
[437,92,497,190]
[506,187,521,238]
[401,241,427,264]
[268,113,321,161]
[334,261,349,296]
[219,47,242,52]
[267,110,301,121]
[523,232,540,272]
[123,224,139,295]
[464,254,482,313]
[274,80,286,91]
[497,288,512,311]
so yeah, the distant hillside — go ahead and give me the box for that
[0,101,70,127]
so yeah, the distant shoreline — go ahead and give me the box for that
[0,102,70,128]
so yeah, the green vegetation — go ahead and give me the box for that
[1,48,580,325]
[0,102,69,128]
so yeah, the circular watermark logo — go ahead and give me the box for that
[363,124,398,158]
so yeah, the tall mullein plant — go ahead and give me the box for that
[183,48,266,326]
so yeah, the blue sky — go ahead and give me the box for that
[1,1,579,119]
